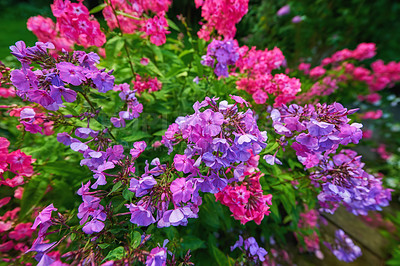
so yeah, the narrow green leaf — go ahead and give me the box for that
[89,3,106,14]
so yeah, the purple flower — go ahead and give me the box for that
[91,71,115,93]
[82,216,106,234]
[277,5,290,16]
[146,246,167,266]
[32,204,57,230]
[292,15,303,23]
[325,229,362,262]
[129,176,157,197]
[75,127,98,139]
[264,154,282,165]
[57,132,72,146]
[50,85,77,104]
[126,203,156,226]
[57,62,86,86]
[130,141,147,158]
[28,90,56,108]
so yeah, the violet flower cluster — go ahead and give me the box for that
[313,149,392,215]
[162,95,268,193]
[126,156,202,228]
[26,204,62,265]
[270,102,362,168]
[201,39,239,77]
[10,41,115,111]
[324,229,362,262]
[231,235,268,262]
[111,83,143,128]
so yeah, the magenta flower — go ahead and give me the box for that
[174,154,194,173]
[170,178,194,203]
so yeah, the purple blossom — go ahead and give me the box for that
[91,71,115,93]
[129,176,157,197]
[31,204,57,230]
[292,15,303,23]
[324,229,362,262]
[277,5,290,16]
[126,203,156,226]
[57,62,86,86]
[201,40,239,77]
[146,245,167,266]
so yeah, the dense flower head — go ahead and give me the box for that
[235,46,299,106]
[313,149,392,215]
[231,235,267,262]
[201,39,239,77]
[321,43,376,66]
[324,229,362,262]
[236,46,285,75]
[162,95,268,193]
[126,158,202,228]
[10,41,114,110]
[50,0,106,48]
[132,74,162,95]
[196,0,249,41]
[143,14,170,46]
[271,102,362,168]
[215,172,272,224]
[1,139,35,185]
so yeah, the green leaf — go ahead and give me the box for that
[167,19,180,31]
[109,181,123,195]
[103,246,125,261]
[131,231,142,248]
[20,175,50,218]
[122,187,134,202]
[121,131,151,142]
[89,3,106,13]
[99,243,110,249]
[181,235,206,251]
[263,142,279,154]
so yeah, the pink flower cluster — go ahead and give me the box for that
[195,0,249,41]
[321,43,376,66]
[347,60,400,92]
[51,0,106,48]
[0,62,16,98]
[0,138,35,263]
[103,0,171,46]
[237,73,301,107]
[132,74,162,94]
[0,137,34,187]
[296,43,400,102]
[235,46,299,106]
[295,209,322,258]
[27,15,74,52]
[0,207,34,263]
[215,172,272,225]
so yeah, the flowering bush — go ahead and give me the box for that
[0,0,399,265]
